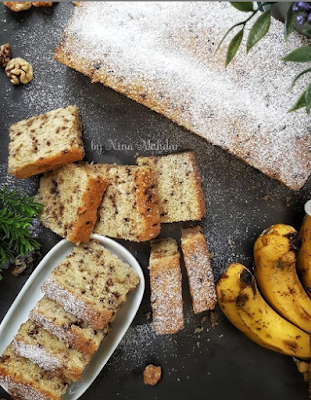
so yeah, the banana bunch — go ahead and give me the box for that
[217,220,311,360]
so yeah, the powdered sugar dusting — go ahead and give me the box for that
[56,1,311,189]
[181,228,217,313]
[12,340,62,372]
[150,240,184,334]
[1,377,52,400]
[42,278,89,324]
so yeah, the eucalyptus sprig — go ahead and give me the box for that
[217,2,311,114]
[0,186,43,280]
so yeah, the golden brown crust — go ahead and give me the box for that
[83,307,113,330]
[69,326,97,355]
[68,174,108,243]
[181,226,217,314]
[134,167,161,241]
[94,164,160,242]
[0,368,64,400]
[12,340,81,382]
[137,151,206,223]
[9,147,84,179]
[8,106,84,179]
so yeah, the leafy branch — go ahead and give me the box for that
[217,2,311,114]
[0,186,43,280]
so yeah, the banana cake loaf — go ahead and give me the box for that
[181,226,217,314]
[12,320,91,381]
[54,3,311,190]
[42,240,140,330]
[149,238,184,334]
[30,297,108,356]
[94,164,160,241]
[0,344,71,400]
[8,105,84,179]
[137,151,206,223]
[36,163,108,244]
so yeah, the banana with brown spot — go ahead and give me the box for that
[297,215,311,298]
[235,266,311,359]
[254,224,311,333]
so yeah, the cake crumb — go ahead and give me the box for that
[143,365,162,386]
[286,196,292,207]
[210,311,218,328]
[194,326,204,334]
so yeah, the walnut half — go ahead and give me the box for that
[5,57,33,85]
[143,364,162,386]
[32,2,54,7]
[3,2,32,12]
[0,43,12,68]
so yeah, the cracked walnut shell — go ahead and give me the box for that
[5,58,33,85]
[4,2,32,12]
[0,43,12,68]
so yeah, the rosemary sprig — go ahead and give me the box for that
[0,186,43,280]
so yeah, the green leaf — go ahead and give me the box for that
[288,90,306,113]
[290,68,311,91]
[246,10,271,53]
[305,83,311,114]
[215,21,246,54]
[226,28,244,67]
[284,3,295,40]
[230,2,254,12]
[282,46,311,62]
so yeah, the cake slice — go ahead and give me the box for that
[0,344,71,400]
[36,163,108,244]
[11,320,91,381]
[137,152,206,223]
[149,238,184,334]
[42,240,140,330]
[30,297,108,356]
[8,105,84,179]
[94,164,160,241]
[181,226,217,314]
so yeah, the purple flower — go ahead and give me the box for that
[293,3,299,12]
[297,14,306,24]
[2,261,11,270]
[298,2,311,10]
[308,12,311,23]
[31,218,40,238]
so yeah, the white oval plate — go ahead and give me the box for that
[0,234,145,400]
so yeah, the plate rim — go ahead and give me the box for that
[0,234,145,400]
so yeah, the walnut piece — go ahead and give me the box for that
[143,365,162,386]
[4,2,32,12]
[0,43,12,68]
[32,2,54,7]
[5,57,33,85]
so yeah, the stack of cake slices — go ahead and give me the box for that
[0,240,140,400]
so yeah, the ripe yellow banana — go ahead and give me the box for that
[217,263,283,351]
[297,215,311,297]
[253,223,311,333]
[235,267,311,360]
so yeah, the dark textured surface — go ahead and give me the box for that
[0,3,310,400]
